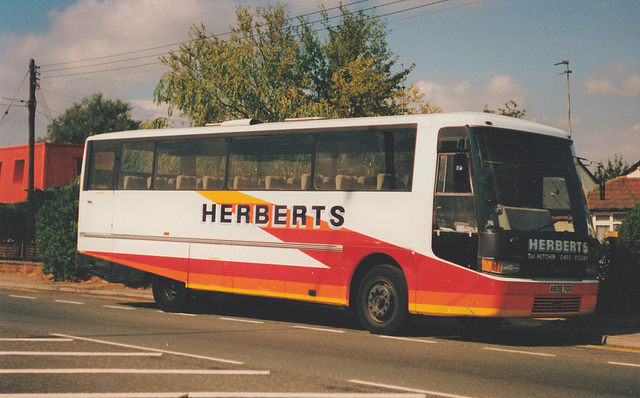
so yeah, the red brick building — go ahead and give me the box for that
[0,143,84,203]
[588,160,640,241]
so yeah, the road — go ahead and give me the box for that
[1,287,639,397]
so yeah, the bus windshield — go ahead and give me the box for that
[469,128,591,236]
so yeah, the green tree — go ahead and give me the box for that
[594,155,629,183]
[598,202,640,316]
[45,92,139,144]
[35,179,85,281]
[154,4,423,124]
[483,100,526,119]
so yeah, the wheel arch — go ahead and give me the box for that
[348,252,405,309]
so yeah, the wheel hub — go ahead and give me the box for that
[367,283,394,322]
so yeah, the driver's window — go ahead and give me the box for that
[433,153,477,233]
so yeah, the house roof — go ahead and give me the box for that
[623,160,640,178]
[588,175,640,212]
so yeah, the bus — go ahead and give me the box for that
[76,112,599,335]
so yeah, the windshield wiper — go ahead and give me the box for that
[510,219,572,243]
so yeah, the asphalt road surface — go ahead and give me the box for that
[1,287,639,397]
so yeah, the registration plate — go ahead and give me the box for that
[549,284,573,293]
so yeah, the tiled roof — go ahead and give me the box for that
[588,176,640,212]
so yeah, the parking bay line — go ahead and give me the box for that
[0,392,431,398]
[349,379,475,398]
[0,338,72,342]
[0,351,162,357]
[0,369,269,375]
[52,333,245,365]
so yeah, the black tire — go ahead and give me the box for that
[152,275,189,312]
[356,265,408,335]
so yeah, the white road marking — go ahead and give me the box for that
[9,294,37,300]
[378,335,437,344]
[293,326,345,334]
[54,300,84,305]
[0,338,72,342]
[0,369,269,375]
[349,379,474,398]
[0,351,161,356]
[220,317,264,324]
[482,347,556,357]
[102,305,136,310]
[0,392,427,398]
[52,333,245,365]
[163,311,196,317]
[609,361,640,368]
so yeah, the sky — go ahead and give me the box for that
[0,0,638,167]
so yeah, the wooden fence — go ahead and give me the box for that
[0,243,40,261]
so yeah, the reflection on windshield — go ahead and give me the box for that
[470,128,588,235]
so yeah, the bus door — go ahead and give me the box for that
[79,143,117,253]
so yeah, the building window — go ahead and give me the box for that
[593,212,626,241]
[12,159,25,183]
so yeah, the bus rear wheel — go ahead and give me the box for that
[357,265,408,335]
[152,275,189,312]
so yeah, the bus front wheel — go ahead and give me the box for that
[152,275,189,312]
[357,265,408,335]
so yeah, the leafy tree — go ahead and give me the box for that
[402,86,442,114]
[35,179,85,281]
[483,100,526,119]
[594,154,629,183]
[45,92,139,144]
[138,117,170,130]
[154,4,424,124]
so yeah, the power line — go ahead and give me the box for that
[40,0,451,83]
[389,0,485,22]
[0,70,30,127]
[42,61,163,80]
[39,0,373,70]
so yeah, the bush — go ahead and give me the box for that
[35,179,86,281]
[615,202,640,315]
[597,202,640,316]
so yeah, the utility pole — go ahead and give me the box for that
[554,60,572,138]
[27,58,39,243]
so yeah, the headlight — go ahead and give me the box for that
[481,258,521,275]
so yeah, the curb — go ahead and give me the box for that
[0,277,153,301]
[603,335,640,349]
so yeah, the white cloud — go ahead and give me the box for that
[582,61,640,97]
[573,123,640,164]
[0,0,243,146]
[414,74,529,113]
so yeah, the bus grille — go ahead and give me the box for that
[531,296,581,314]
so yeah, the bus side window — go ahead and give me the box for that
[228,135,313,191]
[118,142,154,190]
[88,151,116,190]
[314,129,415,191]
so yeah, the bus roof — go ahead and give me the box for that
[85,112,570,142]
